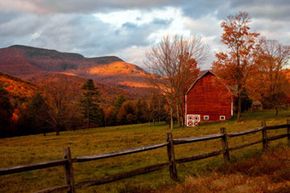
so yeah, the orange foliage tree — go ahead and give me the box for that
[212,12,259,121]
[247,38,290,115]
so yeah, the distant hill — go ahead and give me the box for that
[0,45,123,74]
[0,45,155,98]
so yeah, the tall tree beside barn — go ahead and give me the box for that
[213,12,259,121]
[247,38,290,115]
[80,79,103,128]
[146,36,207,130]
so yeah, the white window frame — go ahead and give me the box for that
[203,115,209,121]
[186,114,200,127]
[219,115,226,120]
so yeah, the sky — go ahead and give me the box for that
[0,0,289,69]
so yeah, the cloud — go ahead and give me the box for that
[0,1,289,70]
[229,0,290,20]
[0,8,172,58]
[94,7,176,28]
[0,0,179,13]
[110,45,151,68]
[0,0,47,13]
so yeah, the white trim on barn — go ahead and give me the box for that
[203,115,209,120]
[219,115,226,120]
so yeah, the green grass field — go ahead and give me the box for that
[0,110,289,193]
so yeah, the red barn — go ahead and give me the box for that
[185,70,233,126]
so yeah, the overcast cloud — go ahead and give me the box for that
[0,0,289,69]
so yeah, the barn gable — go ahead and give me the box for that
[185,70,233,126]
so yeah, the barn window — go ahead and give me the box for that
[219,115,225,120]
[203,115,209,120]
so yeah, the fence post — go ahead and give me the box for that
[64,147,75,193]
[220,128,230,163]
[287,119,290,147]
[167,132,178,181]
[261,121,268,151]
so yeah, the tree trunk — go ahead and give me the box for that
[176,102,180,127]
[180,101,185,127]
[56,129,60,136]
[237,91,242,122]
[55,121,61,135]
[275,106,279,116]
[170,105,174,131]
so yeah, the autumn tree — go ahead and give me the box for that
[17,92,51,135]
[80,79,104,128]
[146,36,207,130]
[114,95,126,110]
[148,94,167,124]
[213,12,259,121]
[247,38,290,115]
[117,101,136,124]
[103,106,114,126]
[111,95,126,125]
[0,87,13,135]
[43,76,82,135]
[135,99,149,123]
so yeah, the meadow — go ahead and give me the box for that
[0,110,289,193]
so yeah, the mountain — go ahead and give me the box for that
[0,45,123,74]
[0,45,155,98]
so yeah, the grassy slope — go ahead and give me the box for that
[0,110,289,193]
[146,146,290,193]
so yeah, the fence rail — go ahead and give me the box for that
[173,133,223,144]
[228,127,263,137]
[1,120,289,193]
[0,159,67,176]
[74,142,168,163]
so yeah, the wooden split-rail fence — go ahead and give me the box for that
[1,120,290,193]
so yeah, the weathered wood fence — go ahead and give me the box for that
[1,120,290,193]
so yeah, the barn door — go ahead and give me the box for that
[186,114,200,127]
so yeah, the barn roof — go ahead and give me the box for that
[186,70,212,94]
[185,70,232,95]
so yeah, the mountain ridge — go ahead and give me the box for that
[0,44,154,98]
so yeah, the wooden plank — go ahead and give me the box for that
[262,121,268,151]
[229,140,262,151]
[220,128,230,162]
[64,147,75,193]
[34,185,69,193]
[265,124,290,130]
[167,132,178,181]
[0,159,67,176]
[287,120,290,147]
[267,134,288,141]
[75,143,168,163]
[173,134,223,145]
[75,162,168,188]
[228,127,263,137]
[176,150,222,163]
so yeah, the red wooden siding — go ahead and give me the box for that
[186,71,233,123]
